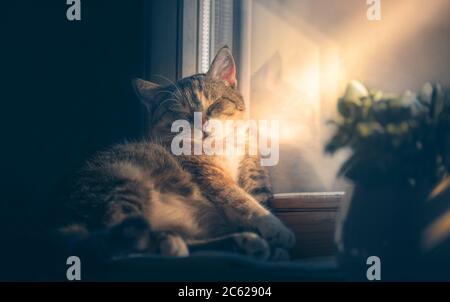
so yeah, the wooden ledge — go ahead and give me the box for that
[271,192,344,212]
[271,192,345,259]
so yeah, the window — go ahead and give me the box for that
[155,0,450,194]
[198,0,236,73]
[193,0,450,194]
[246,1,349,193]
[194,0,345,193]
[182,0,252,112]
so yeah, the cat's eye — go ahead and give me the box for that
[154,98,189,117]
[208,98,237,117]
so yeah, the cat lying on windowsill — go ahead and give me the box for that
[57,46,295,263]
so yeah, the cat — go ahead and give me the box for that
[60,46,295,262]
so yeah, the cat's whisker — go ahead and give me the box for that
[153,90,180,100]
[159,98,182,109]
[153,74,184,98]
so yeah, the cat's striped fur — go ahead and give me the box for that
[62,47,295,261]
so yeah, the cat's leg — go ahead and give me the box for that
[63,217,190,258]
[180,155,295,249]
[66,222,273,260]
[238,155,273,207]
[237,155,292,260]
[188,232,271,261]
[271,248,290,261]
[155,232,189,257]
[112,219,292,259]
[108,213,191,257]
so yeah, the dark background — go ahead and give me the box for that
[1,1,150,279]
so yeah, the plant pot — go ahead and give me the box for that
[335,182,428,281]
[421,177,450,280]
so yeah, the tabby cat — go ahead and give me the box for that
[62,47,295,261]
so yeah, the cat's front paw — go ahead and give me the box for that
[158,234,189,257]
[233,232,270,261]
[270,248,290,261]
[253,215,296,249]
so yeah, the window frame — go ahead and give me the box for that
[145,0,249,110]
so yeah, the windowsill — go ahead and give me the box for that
[272,192,344,211]
[271,192,345,259]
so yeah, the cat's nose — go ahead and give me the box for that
[203,119,209,128]
[203,120,212,138]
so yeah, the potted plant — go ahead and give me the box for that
[326,81,450,280]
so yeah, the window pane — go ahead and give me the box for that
[199,0,212,73]
[212,0,234,55]
[199,0,235,73]
[249,0,450,193]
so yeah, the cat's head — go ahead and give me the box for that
[133,46,246,142]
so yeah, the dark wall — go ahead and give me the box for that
[1,1,147,277]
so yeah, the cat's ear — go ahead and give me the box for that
[132,78,161,108]
[207,46,237,88]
